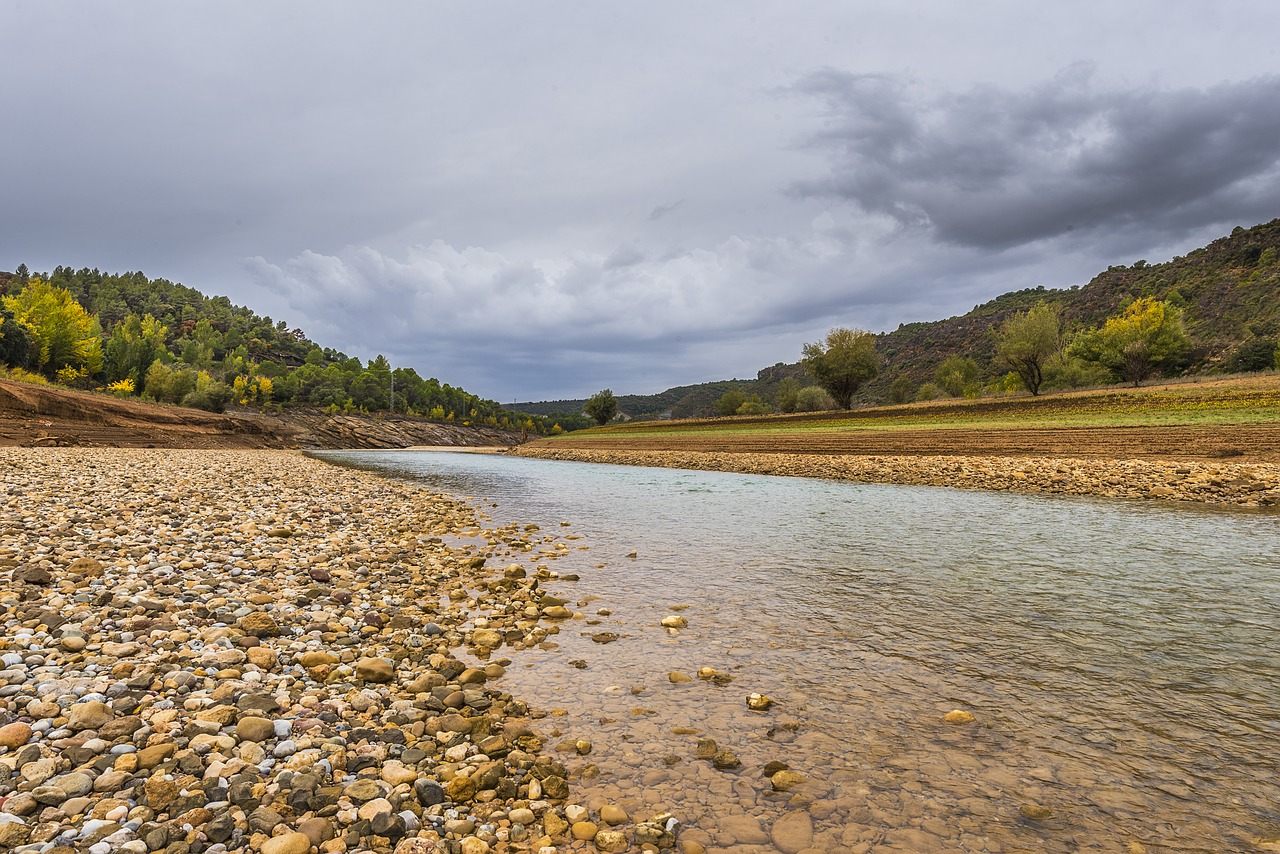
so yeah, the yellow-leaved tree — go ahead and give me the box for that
[1071,297,1190,387]
[2,278,103,382]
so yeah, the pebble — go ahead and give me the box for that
[0,449,612,854]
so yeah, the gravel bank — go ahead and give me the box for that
[0,449,678,854]
[512,447,1280,509]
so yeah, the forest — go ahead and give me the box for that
[0,265,589,433]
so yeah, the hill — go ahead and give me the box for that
[517,218,1280,418]
[0,265,554,434]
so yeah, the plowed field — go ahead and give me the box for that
[533,376,1280,463]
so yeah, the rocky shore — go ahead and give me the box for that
[512,447,1280,508]
[0,449,678,854]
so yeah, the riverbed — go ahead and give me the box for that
[317,449,1280,854]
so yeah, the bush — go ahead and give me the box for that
[793,386,835,412]
[1222,337,1279,373]
[934,356,980,397]
[915,382,944,401]
[181,372,233,412]
[717,389,747,416]
[887,375,916,404]
[735,394,770,415]
[0,366,49,385]
[107,378,135,398]
[1043,353,1112,390]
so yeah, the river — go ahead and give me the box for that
[314,449,1280,854]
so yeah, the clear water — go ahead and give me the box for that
[315,450,1280,853]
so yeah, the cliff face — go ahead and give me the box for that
[0,379,520,449]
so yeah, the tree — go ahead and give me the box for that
[776,377,801,413]
[103,313,167,391]
[994,302,1060,396]
[735,394,770,415]
[716,388,746,416]
[801,327,879,409]
[934,356,980,397]
[0,305,33,368]
[584,389,618,425]
[1071,297,1190,387]
[887,375,916,404]
[3,277,103,380]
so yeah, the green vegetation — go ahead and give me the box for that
[583,389,618,425]
[801,327,880,409]
[553,376,1280,441]
[994,302,1060,395]
[0,265,554,432]
[1070,296,1190,387]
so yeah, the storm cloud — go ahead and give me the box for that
[793,67,1280,250]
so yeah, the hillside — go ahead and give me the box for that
[517,217,1280,418]
[0,266,554,434]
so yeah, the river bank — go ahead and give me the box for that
[511,447,1280,508]
[0,378,519,450]
[0,449,676,854]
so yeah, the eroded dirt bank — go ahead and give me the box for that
[512,447,1280,508]
[0,380,517,450]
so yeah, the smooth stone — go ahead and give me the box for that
[355,657,395,683]
[68,701,115,731]
[599,805,629,826]
[261,831,314,854]
[235,717,277,743]
[770,810,814,854]
[944,709,976,724]
[0,721,33,749]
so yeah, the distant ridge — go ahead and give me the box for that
[517,217,1280,419]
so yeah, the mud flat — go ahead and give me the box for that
[0,449,678,854]
[511,447,1280,508]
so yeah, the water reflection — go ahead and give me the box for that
[315,450,1280,853]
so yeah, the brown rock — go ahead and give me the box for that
[247,647,278,669]
[0,721,33,749]
[68,700,115,731]
[235,716,277,743]
[594,830,629,853]
[261,831,313,854]
[238,612,281,638]
[98,715,144,741]
[572,821,599,841]
[543,812,569,837]
[770,810,813,854]
[355,657,395,683]
[136,742,176,769]
[144,775,180,813]
[67,557,104,577]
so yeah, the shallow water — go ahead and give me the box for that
[316,450,1280,853]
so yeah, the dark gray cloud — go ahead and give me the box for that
[792,67,1280,250]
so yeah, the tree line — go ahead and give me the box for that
[580,294,1274,424]
[0,265,567,434]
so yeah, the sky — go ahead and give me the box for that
[4,2,1280,403]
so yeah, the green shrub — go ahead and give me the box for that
[793,386,835,412]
